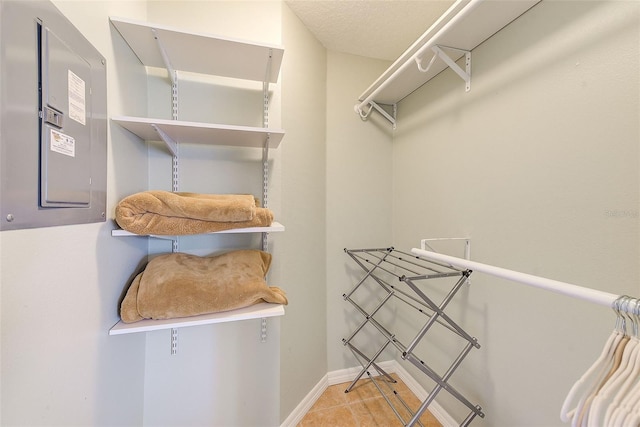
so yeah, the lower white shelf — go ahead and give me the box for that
[109,302,285,335]
[111,221,285,237]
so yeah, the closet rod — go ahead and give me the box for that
[410,248,621,310]
[355,0,482,116]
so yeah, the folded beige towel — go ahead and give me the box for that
[115,191,273,235]
[120,250,288,323]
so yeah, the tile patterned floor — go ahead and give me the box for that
[298,374,442,426]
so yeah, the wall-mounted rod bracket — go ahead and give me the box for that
[427,45,471,92]
[420,237,471,259]
[356,101,397,129]
[421,237,471,283]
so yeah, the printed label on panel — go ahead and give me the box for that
[50,128,75,157]
[68,69,86,125]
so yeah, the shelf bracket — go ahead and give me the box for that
[424,45,471,92]
[263,48,273,87]
[148,234,178,241]
[150,124,178,157]
[263,48,273,117]
[151,28,177,86]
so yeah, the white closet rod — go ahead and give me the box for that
[355,0,482,115]
[411,248,623,310]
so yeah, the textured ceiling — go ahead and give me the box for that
[285,0,455,61]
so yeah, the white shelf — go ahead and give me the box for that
[112,116,284,149]
[109,18,287,338]
[111,221,285,237]
[358,0,540,106]
[109,302,285,335]
[109,17,284,83]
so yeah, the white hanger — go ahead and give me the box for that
[623,411,640,426]
[625,392,640,425]
[588,298,639,427]
[575,332,629,426]
[607,299,640,426]
[560,296,628,423]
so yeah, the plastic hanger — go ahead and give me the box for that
[560,296,628,423]
[575,333,629,426]
[623,391,640,426]
[607,299,640,426]
[618,384,640,425]
[564,308,626,425]
[588,298,639,427]
[581,340,634,427]
[622,410,640,426]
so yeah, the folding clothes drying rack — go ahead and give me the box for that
[342,247,484,426]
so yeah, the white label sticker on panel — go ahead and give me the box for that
[50,128,75,157]
[68,70,86,125]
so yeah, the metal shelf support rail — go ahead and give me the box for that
[342,247,484,426]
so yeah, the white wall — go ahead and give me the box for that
[139,2,284,426]
[7,1,636,426]
[279,4,329,420]
[325,51,394,371]
[0,0,149,425]
[392,1,640,424]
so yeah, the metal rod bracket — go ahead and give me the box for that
[420,237,471,283]
[357,101,397,129]
[429,45,471,92]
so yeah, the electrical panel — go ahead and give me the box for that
[0,0,107,230]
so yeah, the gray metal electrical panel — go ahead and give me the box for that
[0,0,107,230]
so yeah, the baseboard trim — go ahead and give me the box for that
[281,361,456,427]
[326,359,397,385]
[280,374,329,427]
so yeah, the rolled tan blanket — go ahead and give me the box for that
[115,191,274,235]
[120,250,288,323]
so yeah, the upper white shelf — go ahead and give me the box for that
[113,116,284,149]
[109,17,284,83]
[357,0,540,107]
[109,302,285,335]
